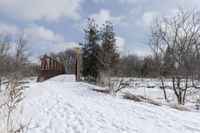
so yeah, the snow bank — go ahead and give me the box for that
[16,75,200,133]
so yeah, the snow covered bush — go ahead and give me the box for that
[97,72,130,94]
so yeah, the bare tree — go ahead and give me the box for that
[118,55,142,77]
[149,7,200,104]
[97,55,130,94]
[49,49,77,74]
[0,35,11,90]
[13,31,29,73]
[149,32,168,100]
[0,35,10,61]
[0,31,30,132]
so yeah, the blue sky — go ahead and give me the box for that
[0,0,200,62]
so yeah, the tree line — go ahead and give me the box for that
[149,7,200,104]
[1,7,200,105]
[28,7,200,105]
[78,18,166,82]
[79,8,200,104]
[0,31,35,78]
[0,31,32,132]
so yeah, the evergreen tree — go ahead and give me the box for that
[99,21,119,75]
[81,18,101,82]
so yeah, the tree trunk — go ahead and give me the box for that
[183,75,189,105]
[182,89,187,104]
[160,76,167,100]
[172,75,181,104]
[177,76,183,104]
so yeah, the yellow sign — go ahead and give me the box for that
[75,47,81,54]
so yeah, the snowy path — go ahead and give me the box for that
[21,75,200,133]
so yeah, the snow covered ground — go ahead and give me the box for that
[14,75,200,133]
[123,78,200,109]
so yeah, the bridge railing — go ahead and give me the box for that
[37,55,65,82]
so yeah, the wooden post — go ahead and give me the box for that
[75,47,81,82]
[0,78,1,92]
[76,54,80,82]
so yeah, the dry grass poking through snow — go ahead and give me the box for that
[0,75,31,133]
[123,92,162,106]
[122,92,190,111]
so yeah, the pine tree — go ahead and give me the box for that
[99,21,119,75]
[81,18,101,82]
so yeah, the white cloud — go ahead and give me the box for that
[33,41,78,54]
[125,42,150,57]
[0,0,82,21]
[92,0,105,3]
[24,24,64,42]
[136,11,158,27]
[132,48,150,57]
[28,56,40,64]
[0,23,17,34]
[92,0,143,3]
[118,0,143,3]
[115,36,125,52]
[89,9,126,26]
[23,24,79,53]
[167,8,182,19]
[0,23,78,54]
[24,24,79,53]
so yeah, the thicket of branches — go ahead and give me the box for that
[0,32,31,132]
[117,55,155,78]
[48,49,77,74]
[79,8,200,104]
[149,7,200,104]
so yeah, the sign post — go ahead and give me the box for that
[75,47,81,82]
[0,78,1,92]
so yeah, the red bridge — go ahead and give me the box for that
[37,55,66,82]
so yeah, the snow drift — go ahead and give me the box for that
[18,75,200,133]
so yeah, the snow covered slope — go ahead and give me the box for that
[21,75,200,133]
